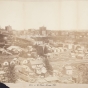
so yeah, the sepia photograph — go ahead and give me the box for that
[0,0,88,88]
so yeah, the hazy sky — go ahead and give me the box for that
[0,0,88,30]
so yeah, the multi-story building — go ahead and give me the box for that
[5,25,12,31]
[39,26,47,36]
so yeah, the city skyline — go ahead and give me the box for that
[0,0,88,30]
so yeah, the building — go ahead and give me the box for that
[64,65,73,75]
[5,25,12,31]
[39,26,47,36]
[0,28,9,47]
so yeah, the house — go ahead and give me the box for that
[64,65,73,75]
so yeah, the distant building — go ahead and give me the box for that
[5,25,13,35]
[5,25,12,31]
[39,26,47,36]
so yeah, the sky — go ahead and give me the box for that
[0,0,88,30]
